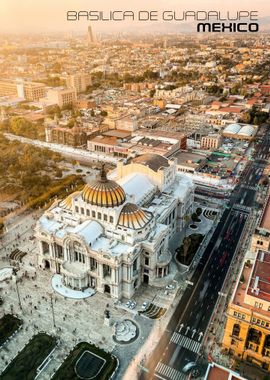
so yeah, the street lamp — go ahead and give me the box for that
[49,291,56,328]
[12,268,22,310]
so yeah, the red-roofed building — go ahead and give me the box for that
[204,362,246,380]
[260,85,270,95]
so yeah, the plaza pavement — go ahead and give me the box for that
[0,210,185,380]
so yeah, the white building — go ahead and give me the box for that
[35,154,194,299]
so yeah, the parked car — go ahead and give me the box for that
[125,300,131,308]
[165,283,175,290]
[129,301,136,309]
[125,300,136,309]
[141,301,149,311]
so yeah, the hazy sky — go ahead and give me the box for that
[0,0,269,33]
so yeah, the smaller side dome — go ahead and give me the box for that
[60,191,80,210]
[118,203,152,230]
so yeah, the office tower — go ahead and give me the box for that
[87,25,94,45]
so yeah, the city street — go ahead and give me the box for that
[141,125,270,380]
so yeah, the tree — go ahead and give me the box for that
[182,236,192,265]
[55,169,63,178]
[191,213,200,222]
[253,116,259,125]
[196,207,202,216]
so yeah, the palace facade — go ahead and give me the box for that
[35,154,194,299]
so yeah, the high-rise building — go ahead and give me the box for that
[66,73,92,93]
[87,25,94,45]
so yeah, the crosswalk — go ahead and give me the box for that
[233,204,251,212]
[155,362,188,380]
[170,332,201,354]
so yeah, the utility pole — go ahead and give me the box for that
[12,269,22,310]
[49,292,56,328]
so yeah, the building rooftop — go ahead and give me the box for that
[132,154,169,172]
[232,251,270,317]
[204,362,246,380]
[260,194,270,232]
[247,251,270,303]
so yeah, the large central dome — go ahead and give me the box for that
[82,166,126,208]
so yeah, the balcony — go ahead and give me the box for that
[229,335,243,341]
[61,261,88,279]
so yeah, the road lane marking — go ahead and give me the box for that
[171,332,201,353]
[155,362,188,380]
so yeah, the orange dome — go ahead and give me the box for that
[118,203,152,229]
[82,167,125,208]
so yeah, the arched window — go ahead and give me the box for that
[232,323,240,337]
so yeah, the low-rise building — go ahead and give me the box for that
[204,362,246,380]
[46,125,87,147]
[45,87,77,108]
[201,134,222,150]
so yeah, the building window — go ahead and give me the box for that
[90,257,97,271]
[133,259,137,272]
[75,206,79,212]
[97,212,101,220]
[81,208,84,214]
[103,264,111,278]
[104,214,107,221]
[92,211,96,218]
[109,216,113,223]
[232,324,240,337]
[145,257,149,266]
[86,209,90,216]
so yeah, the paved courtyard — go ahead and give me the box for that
[0,210,184,380]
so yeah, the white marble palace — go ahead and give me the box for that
[35,154,194,299]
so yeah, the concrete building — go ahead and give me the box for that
[45,87,77,108]
[87,25,94,45]
[66,73,92,94]
[201,134,222,150]
[0,79,46,101]
[222,250,270,372]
